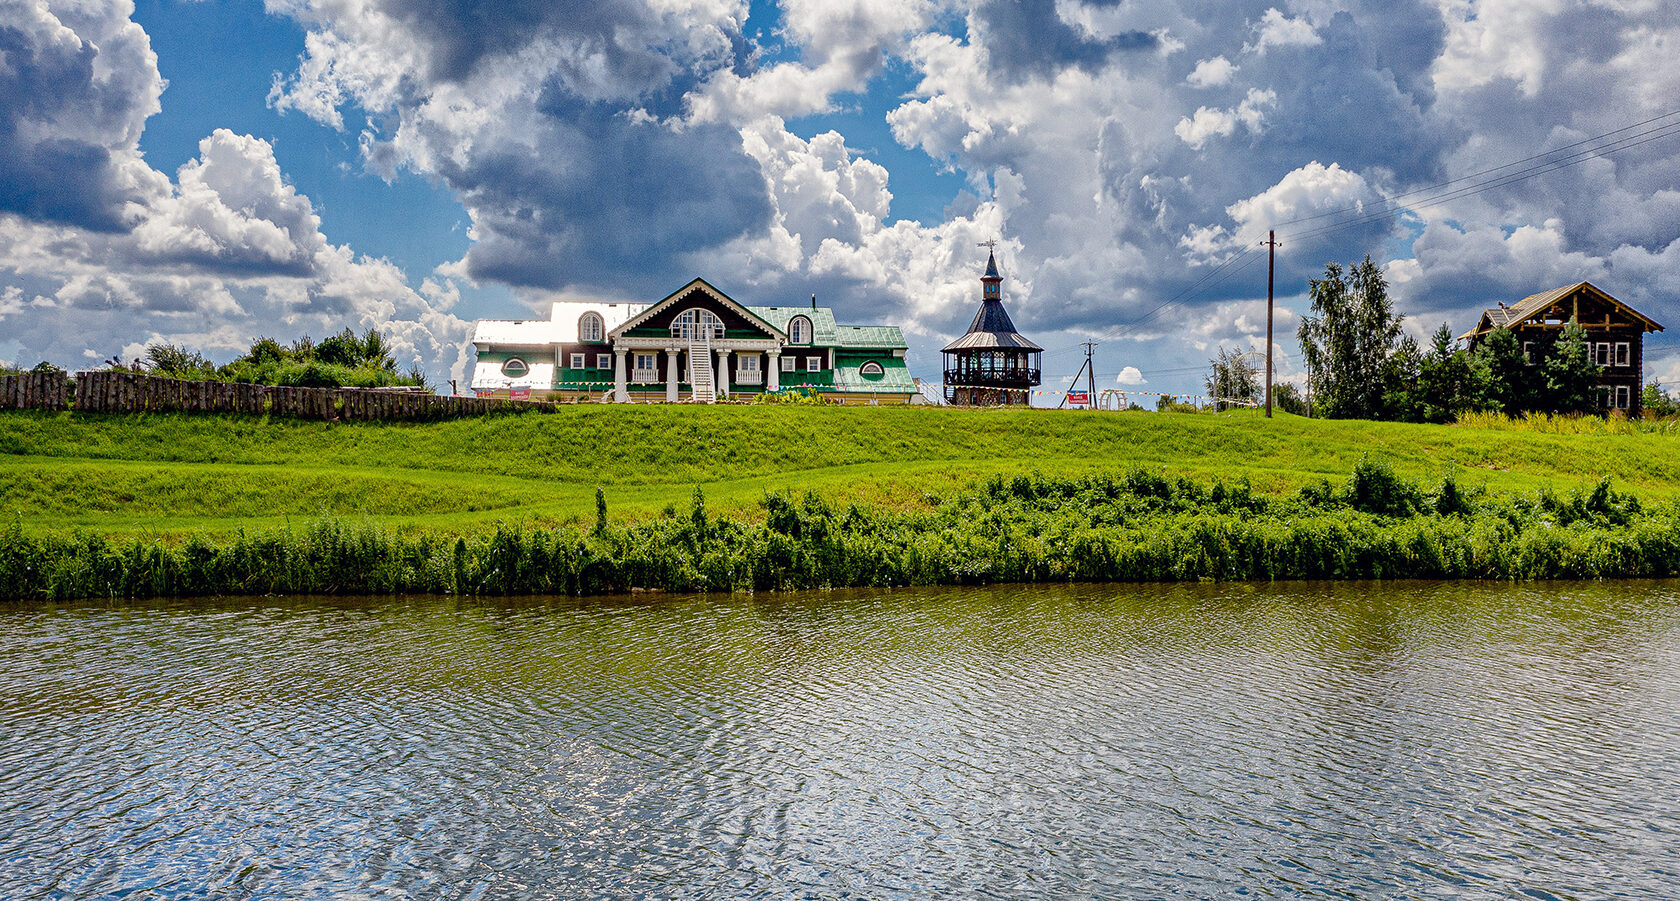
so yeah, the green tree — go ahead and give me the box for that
[1297,256,1404,419]
[1414,323,1477,422]
[1541,319,1600,414]
[144,343,219,380]
[1272,382,1310,415]
[1204,347,1260,411]
[1381,334,1424,421]
[1642,380,1680,418]
[1467,327,1531,415]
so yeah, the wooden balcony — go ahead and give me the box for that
[942,368,1040,387]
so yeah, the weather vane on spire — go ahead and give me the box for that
[978,239,999,252]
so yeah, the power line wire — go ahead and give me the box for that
[1273,108,1680,230]
[1283,118,1680,243]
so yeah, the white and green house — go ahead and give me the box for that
[470,278,916,404]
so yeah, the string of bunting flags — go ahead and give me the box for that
[476,380,1261,408]
[929,383,1261,407]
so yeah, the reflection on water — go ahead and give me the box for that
[3,582,1679,899]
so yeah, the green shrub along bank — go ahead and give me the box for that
[5,461,1677,602]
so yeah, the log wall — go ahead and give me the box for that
[1,369,548,421]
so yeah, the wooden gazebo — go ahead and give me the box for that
[942,251,1042,405]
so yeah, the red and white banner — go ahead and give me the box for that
[510,387,531,401]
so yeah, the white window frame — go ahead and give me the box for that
[806,356,821,372]
[1616,385,1630,409]
[569,352,585,369]
[1615,342,1630,366]
[1596,385,1611,409]
[501,357,528,377]
[860,361,884,376]
[1522,341,1535,363]
[671,308,725,340]
[780,355,796,372]
[789,316,812,344]
[632,352,659,382]
[1594,342,1610,366]
[737,354,762,385]
[578,312,604,343]
[596,353,611,370]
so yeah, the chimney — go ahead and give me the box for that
[810,293,817,310]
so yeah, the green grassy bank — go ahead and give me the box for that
[5,406,1680,599]
[5,463,1677,602]
[4,405,1680,539]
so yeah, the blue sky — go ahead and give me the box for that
[5,0,1680,400]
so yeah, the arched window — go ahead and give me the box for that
[789,316,812,344]
[671,308,724,340]
[578,312,605,343]
[501,357,529,378]
[860,361,884,378]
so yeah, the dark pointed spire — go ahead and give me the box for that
[940,250,1042,354]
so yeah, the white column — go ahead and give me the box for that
[665,348,680,403]
[767,349,780,391]
[716,349,730,397]
[614,349,629,403]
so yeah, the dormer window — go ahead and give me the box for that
[789,316,812,344]
[860,361,884,378]
[579,312,605,343]
[501,357,529,378]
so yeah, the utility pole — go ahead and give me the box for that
[1058,341,1098,409]
[1083,341,1097,408]
[1264,229,1280,418]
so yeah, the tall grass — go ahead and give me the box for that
[6,462,1677,602]
[1457,410,1680,436]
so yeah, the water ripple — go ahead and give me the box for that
[3,582,1679,899]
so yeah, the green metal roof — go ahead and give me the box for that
[828,355,915,393]
[833,325,908,349]
[743,306,907,350]
[747,305,838,344]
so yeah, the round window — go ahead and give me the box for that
[501,357,529,377]
[860,361,884,379]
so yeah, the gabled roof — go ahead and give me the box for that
[1459,281,1664,342]
[610,277,786,340]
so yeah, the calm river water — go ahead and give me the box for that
[4,582,1679,899]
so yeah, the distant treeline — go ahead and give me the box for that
[122,328,427,390]
[6,461,1676,602]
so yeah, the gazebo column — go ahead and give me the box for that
[767,349,780,391]
[614,349,629,403]
[716,349,730,398]
[665,347,680,403]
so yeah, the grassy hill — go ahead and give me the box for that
[3,405,1678,539]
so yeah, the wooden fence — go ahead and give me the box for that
[1,371,71,411]
[1,370,549,421]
